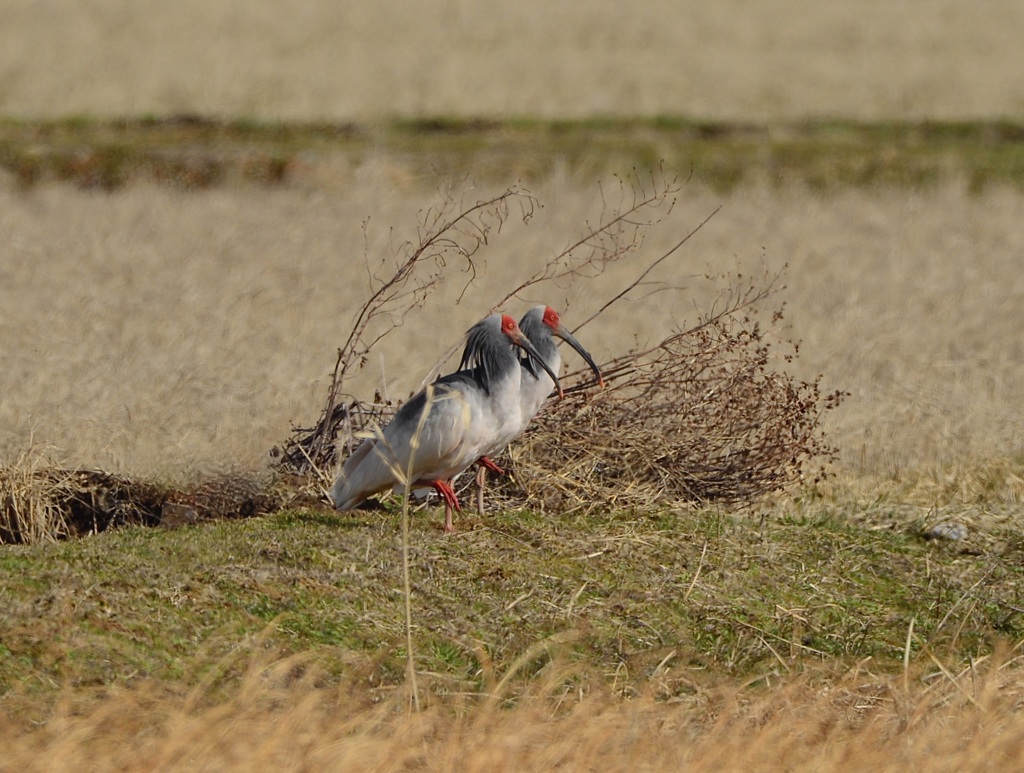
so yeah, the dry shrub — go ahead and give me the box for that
[0,457,166,544]
[487,300,843,513]
[0,454,75,544]
[279,171,841,510]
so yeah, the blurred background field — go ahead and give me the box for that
[3,1,1024,122]
[2,171,1022,481]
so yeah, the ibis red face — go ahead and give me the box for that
[542,306,561,330]
[542,306,605,388]
[501,314,564,398]
[500,314,519,337]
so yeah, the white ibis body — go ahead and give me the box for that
[474,305,605,513]
[330,314,561,532]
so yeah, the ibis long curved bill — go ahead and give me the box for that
[546,318,604,389]
[507,324,565,399]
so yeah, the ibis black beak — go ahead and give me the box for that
[553,323,605,388]
[510,330,564,399]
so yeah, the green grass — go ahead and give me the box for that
[2,116,1024,191]
[3,484,1022,713]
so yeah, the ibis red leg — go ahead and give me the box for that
[430,479,461,533]
[474,456,506,515]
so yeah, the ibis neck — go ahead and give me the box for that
[458,315,520,396]
[521,342,559,385]
[473,346,521,396]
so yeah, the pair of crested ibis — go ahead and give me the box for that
[330,306,604,531]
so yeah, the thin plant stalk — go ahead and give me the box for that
[400,384,440,713]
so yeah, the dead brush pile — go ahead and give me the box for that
[485,312,842,514]
[303,300,843,517]
[0,463,165,544]
[0,460,281,545]
[278,171,844,511]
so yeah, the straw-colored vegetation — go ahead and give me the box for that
[6,644,1024,772]
[2,163,1022,478]
[2,1,1023,121]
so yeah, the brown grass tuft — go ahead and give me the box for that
[0,453,167,544]
[0,452,74,544]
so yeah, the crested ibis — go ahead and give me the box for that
[330,313,561,532]
[473,305,605,514]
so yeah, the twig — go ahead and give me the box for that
[400,385,439,713]
[573,204,722,332]
[419,169,682,384]
[684,541,709,602]
[903,615,916,692]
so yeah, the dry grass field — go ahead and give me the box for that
[3,1,1024,121]
[2,172,1022,479]
[3,2,1024,770]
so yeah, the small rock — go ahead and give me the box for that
[160,502,199,529]
[925,521,968,541]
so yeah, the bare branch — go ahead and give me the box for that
[495,167,679,308]
[572,203,722,332]
[418,167,682,386]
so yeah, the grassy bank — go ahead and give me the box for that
[2,117,1024,192]
[3,469,1022,716]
